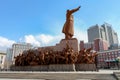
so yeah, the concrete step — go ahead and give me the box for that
[0,72,116,80]
[0,78,91,80]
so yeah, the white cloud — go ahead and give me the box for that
[24,35,41,47]
[23,32,86,47]
[74,29,88,43]
[36,34,64,46]
[22,34,64,47]
[22,30,87,47]
[74,17,88,43]
[0,36,15,52]
[37,34,54,44]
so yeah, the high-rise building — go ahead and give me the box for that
[80,41,94,50]
[80,38,108,51]
[94,38,108,51]
[87,23,119,49]
[6,48,13,61]
[5,48,13,69]
[12,43,32,61]
[88,24,102,42]
[80,41,84,50]
[101,23,119,46]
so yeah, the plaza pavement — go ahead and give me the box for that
[0,69,119,80]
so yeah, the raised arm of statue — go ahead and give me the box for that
[69,6,81,13]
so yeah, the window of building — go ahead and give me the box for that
[1,56,3,60]
[115,54,118,57]
[119,51,120,54]
[112,52,114,54]
[0,60,2,64]
[119,53,120,56]
[112,55,114,58]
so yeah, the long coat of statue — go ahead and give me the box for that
[62,6,80,39]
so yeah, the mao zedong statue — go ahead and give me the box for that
[62,6,81,39]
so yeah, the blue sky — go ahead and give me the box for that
[0,0,120,51]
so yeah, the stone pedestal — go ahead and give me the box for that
[54,38,79,52]
[10,65,48,71]
[38,38,79,52]
[10,64,76,71]
[75,64,97,71]
[49,64,76,71]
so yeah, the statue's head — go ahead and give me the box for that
[67,9,69,13]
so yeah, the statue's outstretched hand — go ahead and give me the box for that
[78,6,81,9]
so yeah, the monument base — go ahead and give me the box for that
[10,64,98,71]
[54,38,79,52]
[38,38,79,52]
[49,64,75,71]
[75,64,97,71]
[10,64,76,71]
[10,65,48,71]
